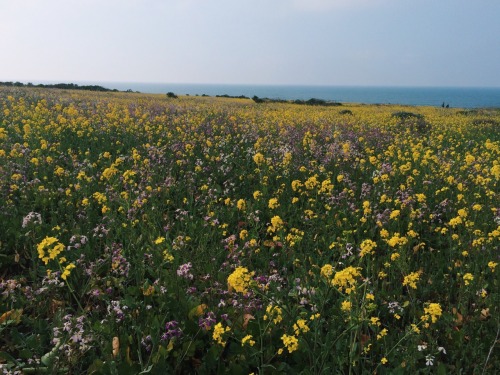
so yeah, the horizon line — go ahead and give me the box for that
[1,79,500,90]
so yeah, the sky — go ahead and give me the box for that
[1,0,499,87]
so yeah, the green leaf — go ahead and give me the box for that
[19,348,33,359]
[41,342,61,366]
[0,351,18,364]
[437,362,447,375]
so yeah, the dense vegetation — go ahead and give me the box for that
[0,87,498,374]
[0,82,118,93]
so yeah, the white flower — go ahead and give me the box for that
[418,344,427,351]
[438,346,447,354]
[425,354,435,366]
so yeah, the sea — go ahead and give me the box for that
[39,81,500,109]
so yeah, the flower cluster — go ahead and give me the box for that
[227,266,255,294]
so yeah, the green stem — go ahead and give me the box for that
[57,262,85,312]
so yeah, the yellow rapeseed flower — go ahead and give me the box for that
[332,266,362,294]
[37,236,64,265]
[488,261,498,272]
[423,303,442,323]
[403,271,422,289]
[227,266,254,294]
[463,273,474,285]
[237,199,246,211]
[212,322,230,346]
[268,198,279,209]
[61,263,76,281]
[359,239,377,257]
[264,305,283,324]
[241,335,255,347]
[320,264,334,279]
[281,334,299,353]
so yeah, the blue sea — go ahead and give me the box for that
[44,81,500,108]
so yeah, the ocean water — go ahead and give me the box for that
[50,81,500,108]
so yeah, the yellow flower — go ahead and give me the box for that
[423,303,442,323]
[465,154,475,165]
[237,199,246,211]
[291,180,303,191]
[310,313,320,321]
[162,250,174,262]
[268,215,284,233]
[212,322,231,346]
[37,236,64,265]
[304,175,318,190]
[264,305,283,324]
[332,266,362,294]
[155,237,165,244]
[403,271,422,289]
[386,233,407,247]
[381,357,388,365]
[463,273,474,285]
[101,166,118,180]
[377,328,388,340]
[448,216,463,227]
[239,229,248,240]
[61,263,76,281]
[253,190,262,200]
[241,335,255,347]
[281,334,299,353]
[362,200,371,215]
[253,152,265,165]
[268,198,279,209]
[320,264,334,279]
[293,319,310,335]
[389,210,400,219]
[227,267,254,294]
[415,193,426,203]
[54,166,66,177]
[341,300,352,312]
[359,239,377,257]
[488,261,498,272]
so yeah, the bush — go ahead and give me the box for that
[339,109,353,115]
[392,111,431,134]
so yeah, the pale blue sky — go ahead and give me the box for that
[1,0,499,87]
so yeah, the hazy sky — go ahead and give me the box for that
[1,0,499,87]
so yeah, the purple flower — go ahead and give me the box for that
[177,262,194,280]
[198,312,216,331]
[22,212,42,228]
[161,321,183,341]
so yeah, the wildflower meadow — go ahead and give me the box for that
[0,86,498,374]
